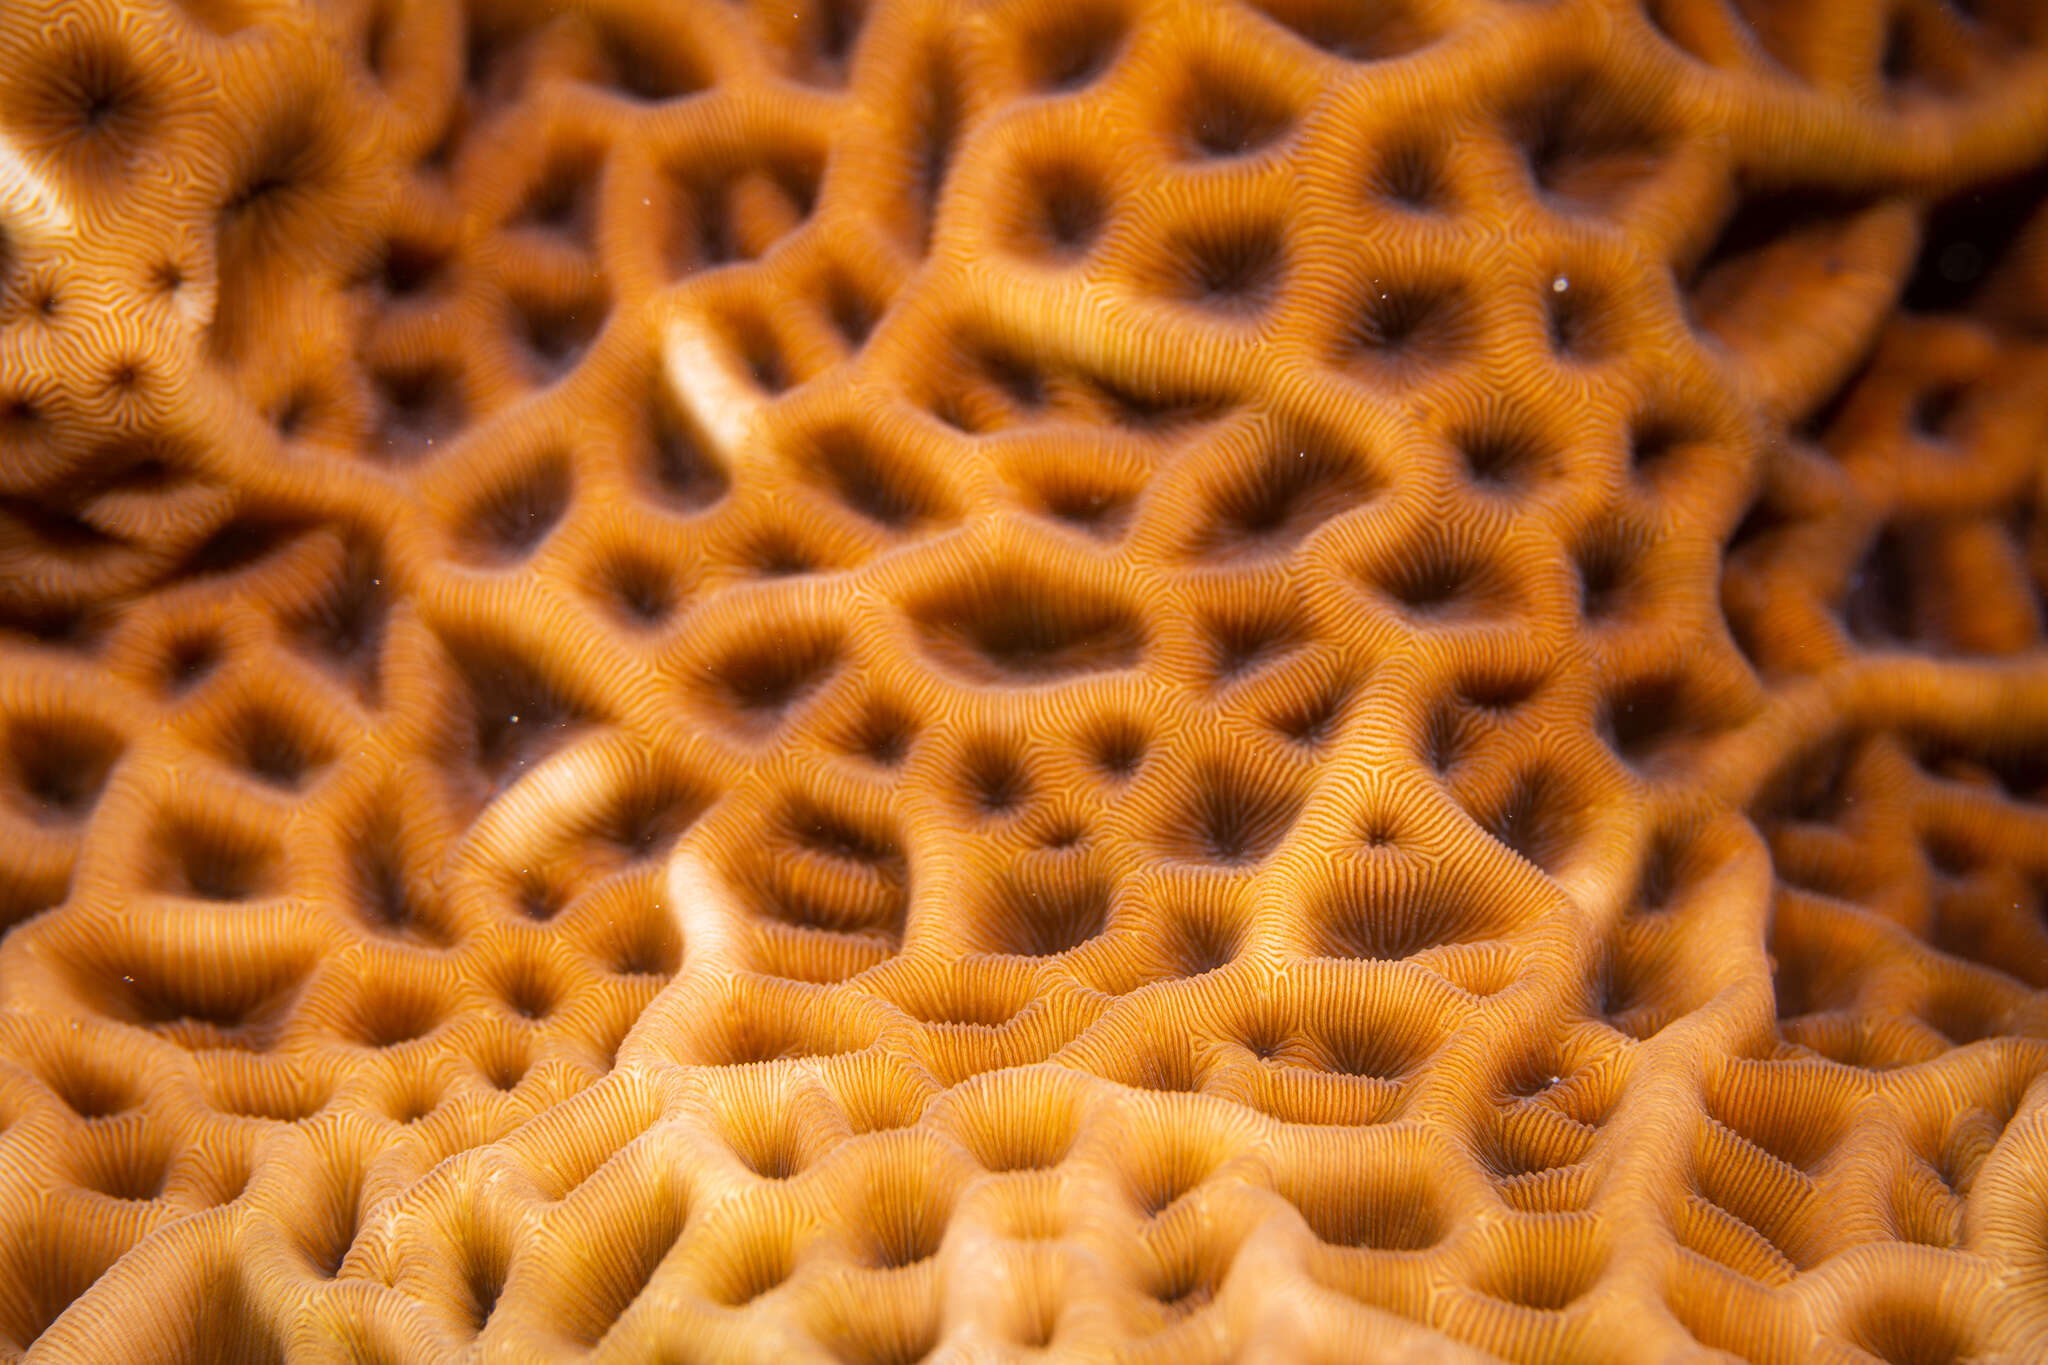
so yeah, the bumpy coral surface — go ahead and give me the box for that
[2,0,2048,1359]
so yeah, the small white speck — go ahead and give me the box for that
[1551,275,1570,293]
[509,714,519,724]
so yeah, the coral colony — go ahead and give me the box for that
[2,0,2048,1361]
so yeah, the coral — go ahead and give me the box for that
[0,0,2046,1359]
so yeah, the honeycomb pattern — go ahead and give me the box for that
[0,0,2046,1360]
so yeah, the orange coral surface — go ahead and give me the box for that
[3,0,2048,1360]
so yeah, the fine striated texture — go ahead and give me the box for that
[1,0,2048,1360]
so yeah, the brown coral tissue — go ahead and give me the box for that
[6,0,2048,1360]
